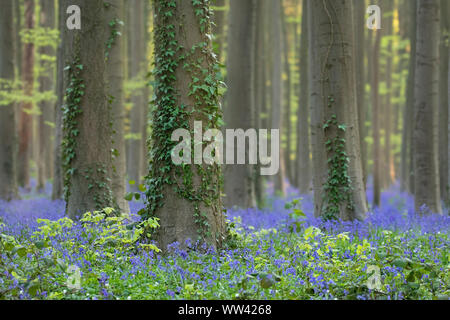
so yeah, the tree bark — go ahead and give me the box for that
[37,0,55,192]
[149,0,225,250]
[126,0,145,191]
[309,0,367,220]
[0,0,18,201]
[18,0,35,190]
[224,0,257,208]
[271,0,286,196]
[353,0,366,188]
[383,0,394,187]
[63,0,116,218]
[295,0,311,194]
[52,1,64,200]
[413,0,442,214]
[105,0,129,213]
[438,0,449,204]
[282,6,294,185]
[401,0,417,193]
[253,0,266,205]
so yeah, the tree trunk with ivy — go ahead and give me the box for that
[413,0,442,215]
[224,0,256,209]
[62,0,116,219]
[146,0,225,251]
[105,0,129,214]
[0,0,18,201]
[309,0,367,221]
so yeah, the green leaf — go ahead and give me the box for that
[34,241,47,250]
[392,258,408,268]
[124,193,134,201]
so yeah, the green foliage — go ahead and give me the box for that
[284,198,307,232]
[2,218,447,300]
[0,210,160,299]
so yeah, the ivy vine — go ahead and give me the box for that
[62,56,84,205]
[321,95,354,221]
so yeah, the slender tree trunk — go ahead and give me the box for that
[105,0,129,213]
[224,0,257,208]
[52,1,64,200]
[353,0,366,188]
[383,0,394,187]
[413,0,442,215]
[372,27,381,208]
[271,0,286,196]
[149,0,225,250]
[401,0,417,193]
[0,0,18,201]
[63,0,116,218]
[126,0,145,190]
[282,8,293,184]
[37,0,55,192]
[18,0,35,190]
[295,0,311,194]
[309,0,367,220]
[140,1,150,185]
[253,0,266,205]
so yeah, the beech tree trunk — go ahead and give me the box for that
[438,0,449,204]
[295,0,311,194]
[383,0,394,187]
[309,0,367,220]
[37,0,55,192]
[271,0,286,196]
[401,0,417,193]
[63,0,116,218]
[353,0,366,188]
[126,0,145,191]
[413,0,442,214]
[149,0,225,250]
[18,0,35,190]
[52,1,64,200]
[224,0,256,208]
[0,0,18,201]
[105,0,129,213]
[253,0,266,205]
[282,9,293,184]
[372,26,382,207]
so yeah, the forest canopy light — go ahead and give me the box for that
[171,121,280,176]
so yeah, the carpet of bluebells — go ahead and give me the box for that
[0,179,449,300]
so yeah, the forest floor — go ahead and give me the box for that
[0,181,449,300]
